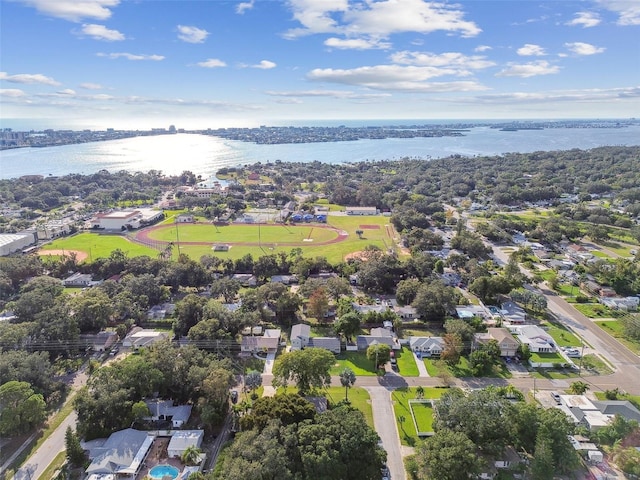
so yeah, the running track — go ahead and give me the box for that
[133,222,349,248]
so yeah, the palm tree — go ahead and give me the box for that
[180,445,202,466]
[416,386,424,399]
[569,380,590,395]
[339,367,356,402]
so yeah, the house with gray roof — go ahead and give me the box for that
[144,399,192,427]
[291,323,311,350]
[85,428,152,479]
[409,336,444,357]
[357,328,400,351]
[308,337,341,354]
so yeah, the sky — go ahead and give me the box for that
[1,0,639,130]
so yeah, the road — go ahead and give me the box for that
[366,387,405,480]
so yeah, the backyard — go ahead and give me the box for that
[391,387,448,446]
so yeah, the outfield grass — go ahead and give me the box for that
[330,351,378,376]
[41,232,157,261]
[394,347,420,377]
[595,320,640,354]
[391,387,448,446]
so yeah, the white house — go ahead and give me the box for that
[291,324,311,350]
[167,430,204,458]
[409,336,444,357]
[512,325,555,353]
[345,206,378,215]
[122,329,169,348]
[144,400,192,428]
[500,302,526,324]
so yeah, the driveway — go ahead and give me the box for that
[366,387,406,480]
[263,352,276,375]
[413,352,430,377]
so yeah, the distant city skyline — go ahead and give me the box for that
[1,0,639,130]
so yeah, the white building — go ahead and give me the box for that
[291,324,311,350]
[167,430,204,458]
[122,328,169,348]
[91,209,163,230]
[0,233,36,256]
[345,206,378,216]
[511,325,555,352]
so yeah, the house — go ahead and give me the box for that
[144,400,192,428]
[474,328,519,357]
[63,272,99,288]
[456,305,490,321]
[409,336,444,357]
[600,296,639,311]
[558,395,619,431]
[231,273,257,287]
[512,325,555,353]
[271,274,298,285]
[357,328,400,351]
[167,430,204,458]
[440,272,462,287]
[592,400,640,423]
[122,328,169,348]
[352,303,389,315]
[242,328,281,353]
[84,428,154,479]
[308,337,341,354]
[291,324,311,350]
[93,331,118,352]
[394,305,419,321]
[146,303,176,320]
[500,302,526,324]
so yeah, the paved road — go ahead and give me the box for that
[366,387,405,480]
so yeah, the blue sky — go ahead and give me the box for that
[1,0,639,129]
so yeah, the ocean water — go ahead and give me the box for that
[1,125,639,180]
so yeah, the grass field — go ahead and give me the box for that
[391,387,448,446]
[595,320,640,354]
[41,232,157,261]
[580,353,613,375]
[410,402,435,433]
[424,356,511,378]
[573,303,621,319]
[529,351,565,364]
[330,351,378,376]
[324,386,374,427]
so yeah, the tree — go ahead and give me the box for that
[181,445,203,466]
[416,429,482,480]
[307,287,329,321]
[174,294,207,336]
[131,400,151,421]
[395,278,421,306]
[530,437,555,480]
[412,280,458,322]
[594,415,639,446]
[240,394,316,431]
[244,371,263,394]
[339,367,356,402]
[366,342,391,368]
[440,333,463,367]
[0,381,46,436]
[568,380,590,395]
[65,426,86,467]
[333,312,361,342]
[272,348,334,395]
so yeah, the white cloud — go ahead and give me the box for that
[57,89,76,95]
[177,25,209,44]
[253,60,277,69]
[0,89,27,97]
[196,58,227,68]
[472,86,640,104]
[475,45,492,52]
[79,82,104,90]
[284,0,480,40]
[97,52,164,61]
[390,51,495,71]
[596,0,640,25]
[496,60,560,78]
[565,42,606,55]
[324,37,391,50]
[0,71,61,86]
[16,0,119,22]
[265,89,391,99]
[307,64,487,92]
[236,0,254,14]
[517,44,546,56]
[567,11,601,27]
[78,23,125,41]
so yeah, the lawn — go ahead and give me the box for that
[424,356,511,379]
[41,232,157,261]
[573,303,621,319]
[410,402,435,433]
[540,321,582,347]
[580,353,614,376]
[391,387,448,446]
[330,351,378,376]
[394,347,420,377]
[324,386,374,427]
[529,351,565,364]
[595,320,640,354]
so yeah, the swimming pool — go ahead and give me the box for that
[149,464,180,479]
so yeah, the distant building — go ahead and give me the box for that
[122,328,169,348]
[0,233,36,256]
[63,272,98,287]
[291,324,311,350]
[345,206,378,216]
[91,209,163,230]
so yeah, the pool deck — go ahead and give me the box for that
[136,437,184,479]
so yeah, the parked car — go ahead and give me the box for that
[551,391,562,404]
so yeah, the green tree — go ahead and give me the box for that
[333,312,361,342]
[131,400,151,421]
[272,348,334,395]
[568,380,590,395]
[440,333,463,367]
[339,367,356,402]
[240,394,316,431]
[412,280,458,322]
[530,438,555,480]
[416,429,482,480]
[0,381,46,436]
[366,342,391,368]
[244,370,262,394]
[181,445,203,466]
[65,426,87,467]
